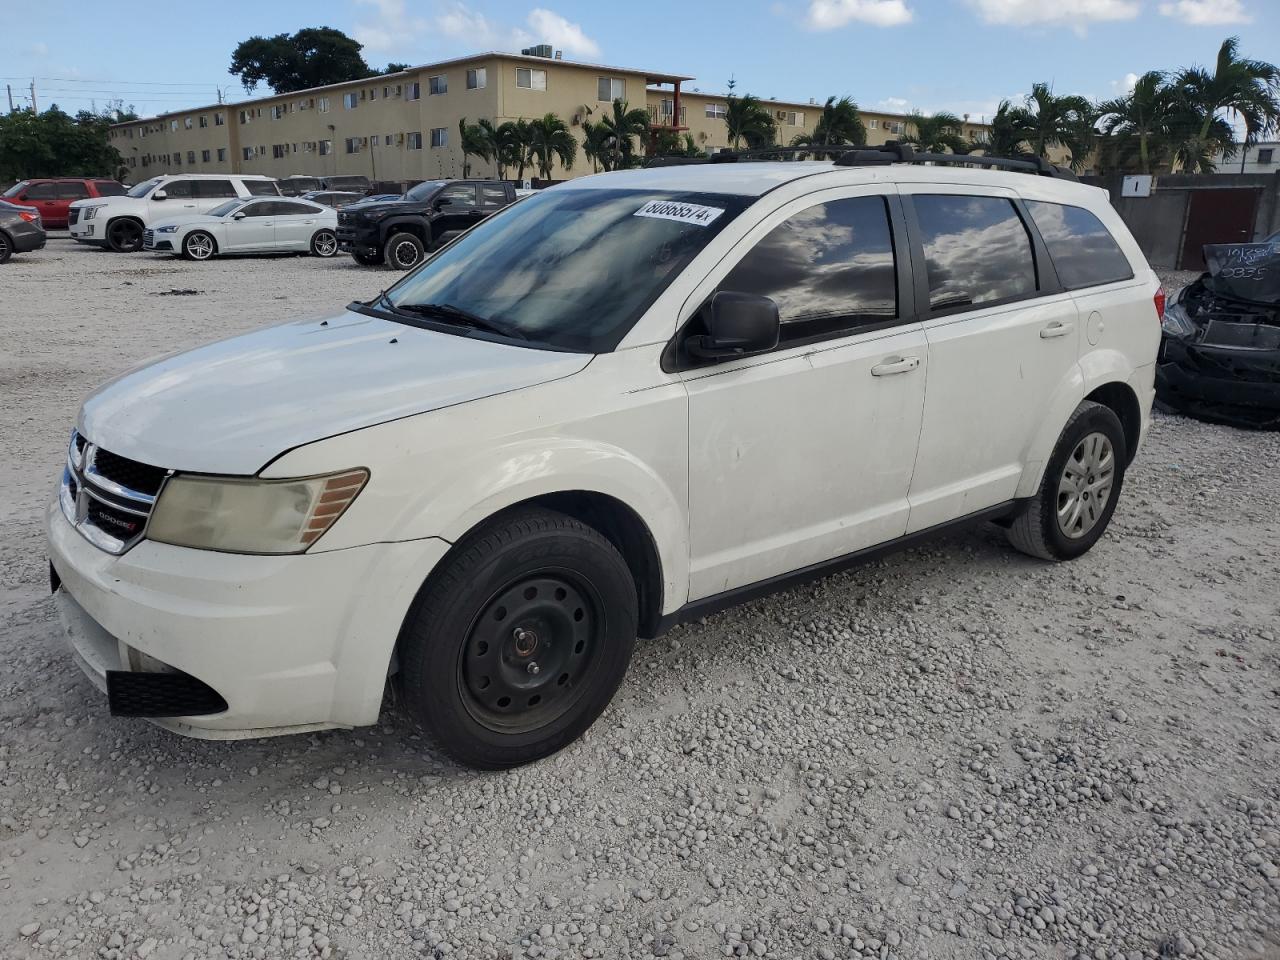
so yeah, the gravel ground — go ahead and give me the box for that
[0,241,1277,960]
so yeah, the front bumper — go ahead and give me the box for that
[1156,336,1280,429]
[46,499,450,738]
[336,219,381,255]
[68,217,102,243]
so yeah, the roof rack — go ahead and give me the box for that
[645,141,1078,181]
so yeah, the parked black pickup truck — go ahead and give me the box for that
[336,179,517,269]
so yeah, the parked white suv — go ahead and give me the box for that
[46,155,1161,768]
[69,174,280,252]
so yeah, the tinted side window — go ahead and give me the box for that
[194,180,237,198]
[57,182,90,199]
[161,180,195,198]
[914,195,1037,310]
[480,185,509,208]
[274,201,318,215]
[24,183,56,200]
[1026,200,1133,290]
[439,184,477,207]
[718,196,897,343]
[240,201,274,218]
[243,180,279,196]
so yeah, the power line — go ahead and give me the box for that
[0,75,219,87]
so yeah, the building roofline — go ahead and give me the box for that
[646,87,992,127]
[111,51,692,127]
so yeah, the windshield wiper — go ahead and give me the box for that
[389,301,528,340]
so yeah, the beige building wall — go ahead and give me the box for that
[110,51,1013,185]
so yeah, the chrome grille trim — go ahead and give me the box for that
[59,429,171,555]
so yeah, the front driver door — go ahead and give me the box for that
[225,200,276,251]
[682,187,928,600]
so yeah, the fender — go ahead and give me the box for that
[377,215,430,246]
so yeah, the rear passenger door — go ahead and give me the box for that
[682,187,928,599]
[54,181,90,226]
[192,178,239,214]
[900,187,1080,533]
[152,179,198,216]
[270,200,323,249]
[480,183,511,215]
[434,183,480,241]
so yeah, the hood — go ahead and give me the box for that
[1203,243,1280,304]
[79,310,591,474]
[150,214,224,231]
[344,199,422,217]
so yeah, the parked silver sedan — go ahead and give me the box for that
[143,197,339,261]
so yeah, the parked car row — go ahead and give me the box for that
[2,178,126,228]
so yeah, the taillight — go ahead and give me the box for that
[1153,286,1166,321]
[19,211,38,223]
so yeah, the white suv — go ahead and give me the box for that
[68,174,280,252]
[46,154,1161,768]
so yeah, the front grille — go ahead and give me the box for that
[143,229,155,247]
[68,207,80,226]
[60,430,170,555]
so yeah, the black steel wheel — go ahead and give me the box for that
[106,218,143,253]
[397,506,638,769]
[383,232,424,270]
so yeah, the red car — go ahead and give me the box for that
[1,178,127,229]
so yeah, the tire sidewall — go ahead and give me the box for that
[1038,405,1128,559]
[384,232,423,270]
[107,218,142,253]
[401,523,637,768]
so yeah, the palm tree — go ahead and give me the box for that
[971,100,1034,157]
[1172,36,1280,173]
[496,119,535,180]
[527,113,577,179]
[1018,82,1096,169]
[724,93,776,150]
[651,128,703,158]
[790,96,866,155]
[457,118,493,178]
[597,99,650,170]
[581,119,613,172]
[901,111,967,154]
[1096,71,1176,174]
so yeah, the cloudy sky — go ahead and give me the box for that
[1,0,1274,121]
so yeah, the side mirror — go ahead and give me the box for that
[232,211,247,220]
[686,291,780,361]
[152,189,167,200]
[434,197,453,209]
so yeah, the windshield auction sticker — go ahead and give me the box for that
[634,200,725,227]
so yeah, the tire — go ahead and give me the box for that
[106,218,144,253]
[0,231,11,265]
[383,232,424,270]
[1006,400,1128,562]
[397,507,638,769]
[353,250,384,266]
[310,229,338,258]
[181,230,216,261]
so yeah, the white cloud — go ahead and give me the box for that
[1112,71,1139,93]
[1157,0,1252,25]
[356,1,600,60]
[806,0,914,29]
[875,96,913,113]
[967,0,1139,27]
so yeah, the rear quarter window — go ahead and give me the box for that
[1026,200,1134,290]
[243,179,280,197]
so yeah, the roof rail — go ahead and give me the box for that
[644,141,1078,181]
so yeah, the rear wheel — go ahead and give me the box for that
[0,231,11,264]
[353,250,384,266]
[310,229,338,257]
[384,232,424,270]
[397,507,638,769]
[1006,401,1128,561]
[106,218,143,253]
[181,230,216,261]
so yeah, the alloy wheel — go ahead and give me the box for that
[393,239,419,268]
[1056,431,1115,539]
[313,231,338,257]
[185,233,214,260]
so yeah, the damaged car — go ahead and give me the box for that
[1157,242,1280,429]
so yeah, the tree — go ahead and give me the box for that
[651,128,703,158]
[1171,36,1280,172]
[0,106,123,181]
[971,100,1034,157]
[901,111,967,153]
[458,118,494,178]
[230,27,377,94]
[724,93,776,149]
[527,114,577,179]
[790,96,866,155]
[597,99,651,169]
[384,63,410,74]
[1096,71,1177,174]
[496,120,536,180]
[987,83,1094,170]
[581,119,612,172]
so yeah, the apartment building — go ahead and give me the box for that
[109,49,992,183]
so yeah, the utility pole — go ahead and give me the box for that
[6,84,13,113]
[29,78,38,113]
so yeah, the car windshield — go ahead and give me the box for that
[2,182,29,198]
[404,180,450,202]
[209,200,243,217]
[127,178,163,198]
[385,188,752,352]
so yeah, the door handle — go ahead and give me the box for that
[871,356,920,377]
[1040,320,1074,339]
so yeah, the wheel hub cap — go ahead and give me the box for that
[1056,431,1115,539]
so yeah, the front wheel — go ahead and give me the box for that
[106,218,143,253]
[181,230,216,261]
[353,250,384,266]
[310,229,338,258]
[383,232,424,270]
[397,507,638,769]
[1006,400,1128,561]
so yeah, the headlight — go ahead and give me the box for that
[1160,300,1198,339]
[82,205,104,220]
[155,224,179,233]
[148,469,368,554]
